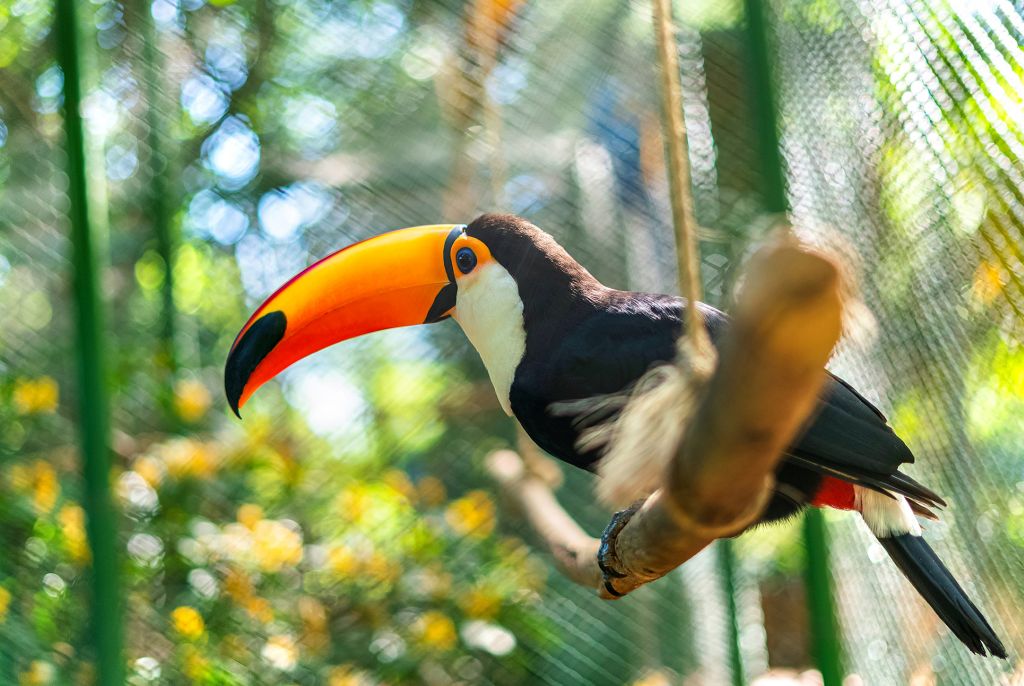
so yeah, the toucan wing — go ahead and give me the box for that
[701,298,945,509]
[789,373,946,509]
[547,295,945,509]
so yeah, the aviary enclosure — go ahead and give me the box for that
[1,0,1022,684]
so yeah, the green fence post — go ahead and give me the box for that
[803,509,844,686]
[54,1,123,683]
[139,0,179,421]
[716,540,746,686]
[743,0,786,216]
[742,0,844,683]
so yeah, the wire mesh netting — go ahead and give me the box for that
[0,0,1022,683]
[775,0,1024,682]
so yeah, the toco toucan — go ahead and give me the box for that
[225,214,1006,658]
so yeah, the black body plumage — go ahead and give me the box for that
[467,214,936,525]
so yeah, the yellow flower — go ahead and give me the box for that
[337,483,373,523]
[251,519,303,572]
[13,377,59,415]
[237,503,264,529]
[132,455,164,488]
[298,596,328,652]
[161,439,217,480]
[365,551,399,585]
[173,378,212,423]
[328,665,375,686]
[459,587,501,619]
[326,544,359,577]
[414,611,457,651]
[298,596,327,633]
[0,586,10,623]
[18,660,55,685]
[972,260,1007,305]
[417,476,447,507]
[58,505,90,563]
[244,596,274,623]
[171,606,205,640]
[383,469,416,502]
[31,460,60,514]
[261,634,298,671]
[444,490,495,538]
[223,568,254,602]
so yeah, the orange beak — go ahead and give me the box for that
[225,224,472,416]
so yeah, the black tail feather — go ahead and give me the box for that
[879,534,1007,659]
[786,454,946,511]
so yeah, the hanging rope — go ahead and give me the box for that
[565,0,717,507]
[651,0,711,360]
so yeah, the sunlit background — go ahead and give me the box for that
[1,0,1023,683]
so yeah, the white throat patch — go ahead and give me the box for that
[452,262,527,416]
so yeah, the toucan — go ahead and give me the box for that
[225,213,1006,658]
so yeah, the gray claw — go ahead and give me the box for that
[597,500,644,597]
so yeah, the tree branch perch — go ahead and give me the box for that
[487,241,845,598]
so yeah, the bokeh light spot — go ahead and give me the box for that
[202,116,260,190]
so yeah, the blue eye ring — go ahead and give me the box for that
[456,247,477,274]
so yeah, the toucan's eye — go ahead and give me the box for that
[456,247,477,274]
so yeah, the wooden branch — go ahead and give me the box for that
[487,242,845,598]
[488,449,602,588]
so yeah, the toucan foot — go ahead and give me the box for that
[597,499,645,597]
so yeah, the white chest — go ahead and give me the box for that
[452,263,527,416]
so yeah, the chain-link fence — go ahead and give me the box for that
[0,0,1021,683]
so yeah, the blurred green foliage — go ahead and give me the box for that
[0,0,559,681]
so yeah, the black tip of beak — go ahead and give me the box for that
[224,310,287,418]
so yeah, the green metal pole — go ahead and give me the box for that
[716,540,746,686]
[803,510,844,686]
[742,1,844,683]
[743,0,787,216]
[54,1,123,683]
[139,0,178,421]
